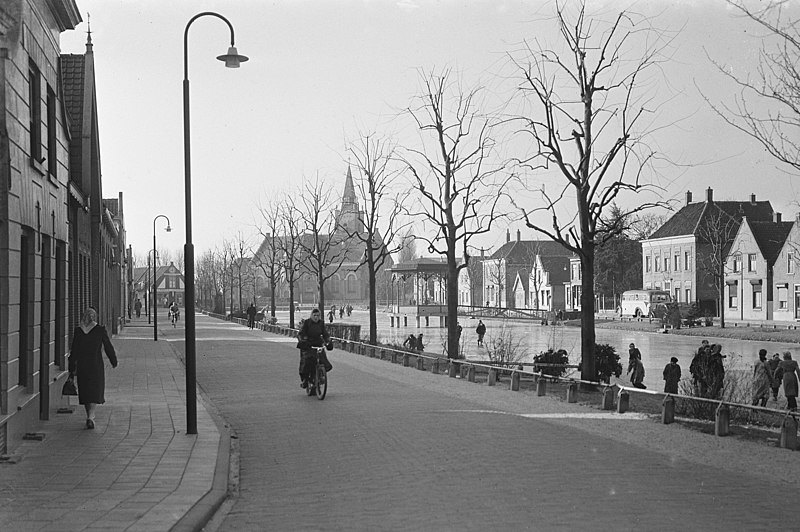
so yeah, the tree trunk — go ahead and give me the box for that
[368,253,378,345]
[288,276,296,329]
[317,267,326,316]
[447,246,460,359]
[718,252,726,328]
[580,251,597,383]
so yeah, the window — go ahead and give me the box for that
[778,285,789,309]
[732,254,741,273]
[789,253,795,275]
[29,60,42,162]
[685,288,691,303]
[674,287,680,302]
[748,253,757,273]
[663,256,670,272]
[46,85,56,176]
[655,255,661,272]
[753,285,762,309]
[645,256,651,273]
[728,283,738,308]
[674,254,680,271]
[684,251,690,270]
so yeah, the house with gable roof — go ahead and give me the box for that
[483,229,572,309]
[511,255,570,311]
[723,215,792,321]
[770,214,800,321]
[642,188,774,314]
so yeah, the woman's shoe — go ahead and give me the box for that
[86,419,95,429]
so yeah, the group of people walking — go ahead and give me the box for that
[752,350,799,410]
[327,304,353,323]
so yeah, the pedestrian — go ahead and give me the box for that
[246,302,257,329]
[706,344,726,398]
[768,353,781,401]
[476,320,486,346]
[417,333,424,352]
[346,304,352,316]
[663,357,681,394]
[628,343,642,364]
[328,307,335,323]
[169,301,180,327]
[67,307,118,429]
[777,352,800,411]
[752,349,772,407]
[628,356,646,389]
[403,334,417,351]
[339,306,344,319]
[457,323,463,339]
[689,341,711,396]
[134,298,142,318]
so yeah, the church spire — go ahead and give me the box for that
[343,166,356,205]
[85,12,93,53]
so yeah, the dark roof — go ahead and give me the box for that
[133,264,182,285]
[390,257,451,273]
[747,220,794,265]
[60,54,85,185]
[540,255,570,284]
[649,200,774,240]
[489,240,572,262]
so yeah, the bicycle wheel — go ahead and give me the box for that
[315,364,327,400]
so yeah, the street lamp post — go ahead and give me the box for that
[183,12,247,435]
[153,214,172,341]
[147,249,157,324]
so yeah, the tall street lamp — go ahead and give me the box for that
[183,12,247,435]
[147,249,157,324]
[153,214,172,341]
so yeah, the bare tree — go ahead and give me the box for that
[254,197,283,320]
[277,197,304,329]
[346,131,408,343]
[402,69,510,359]
[465,248,484,307]
[708,1,800,173]
[398,228,417,263]
[232,231,251,312]
[485,258,506,308]
[296,176,348,315]
[508,4,669,381]
[696,206,740,328]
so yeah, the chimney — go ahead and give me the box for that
[516,229,521,242]
[686,190,692,206]
[751,193,757,204]
[506,229,510,243]
[774,212,782,223]
[480,247,485,259]
[706,187,713,203]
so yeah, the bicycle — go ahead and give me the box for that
[305,346,328,400]
[170,309,180,328]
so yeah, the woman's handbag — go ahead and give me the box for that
[62,378,77,396]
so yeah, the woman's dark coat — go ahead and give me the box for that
[68,326,117,405]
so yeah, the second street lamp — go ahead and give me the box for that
[183,12,247,435]
[153,214,172,341]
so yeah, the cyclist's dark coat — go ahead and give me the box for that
[298,319,329,347]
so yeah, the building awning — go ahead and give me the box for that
[725,280,738,286]
[750,279,763,285]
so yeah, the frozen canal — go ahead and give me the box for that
[272,309,800,390]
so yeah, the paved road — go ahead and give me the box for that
[163,315,799,531]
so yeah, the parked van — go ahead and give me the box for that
[618,289,671,318]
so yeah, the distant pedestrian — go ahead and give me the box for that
[403,334,417,351]
[663,357,681,394]
[68,308,118,430]
[346,304,352,316]
[328,307,335,323]
[628,357,646,389]
[628,343,642,364]
[417,333,424,352]
[752,349,772,407]
[476,320,486,346]
[690,342,711,396]
[134,298,142,318]
[246,302,257,329]
[768,353,781,401]
[778,352,800,411]
[706,344,726,398]
[339,306,344,319]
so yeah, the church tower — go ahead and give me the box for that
[336,166,364,233]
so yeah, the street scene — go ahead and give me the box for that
[4,0,800,530]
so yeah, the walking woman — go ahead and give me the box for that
[67,308,118,429]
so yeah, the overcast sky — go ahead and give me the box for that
[59,0,800,263]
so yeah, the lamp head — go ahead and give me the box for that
[217,46,248,68]
[166,225,172,233]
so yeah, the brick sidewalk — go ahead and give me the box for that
[0,318,227,531]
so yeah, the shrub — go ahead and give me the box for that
[594,343,622,384]
[485,323,528,366]
[533,349,569,378]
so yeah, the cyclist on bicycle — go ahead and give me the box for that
[169,301,180,327]
[297,308,333,389]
